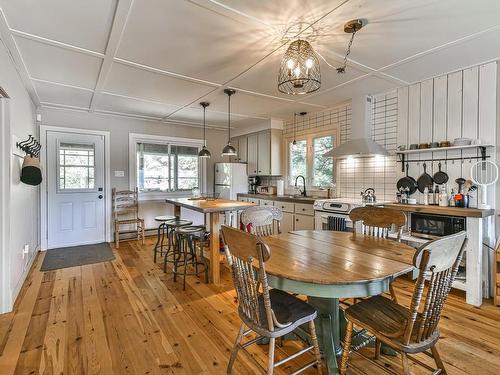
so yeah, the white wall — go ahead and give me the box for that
[0,40,39,313]
[39,107,229,229]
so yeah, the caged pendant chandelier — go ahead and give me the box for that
[198,101,211,158]
[221,88,237,156]
[278,39,321,95]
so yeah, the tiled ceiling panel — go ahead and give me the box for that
[96,93,180,119]
[15,36,102,89]
[168,106,251,127]
[0,0,116,53]
[35,81,93,109]
[116,0,275,83]
[103,62,217,107]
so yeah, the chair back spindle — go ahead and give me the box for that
[241,206,283,236]
[404,231,467,344]
[350,206,406,241]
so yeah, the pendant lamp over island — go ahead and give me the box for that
[198,101,211,158]
[221,88,237,156]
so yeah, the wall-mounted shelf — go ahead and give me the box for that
[396,144,494,172]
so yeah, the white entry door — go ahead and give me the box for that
[47,131,105,248]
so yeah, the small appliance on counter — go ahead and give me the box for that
[360,188,376,204]
[256,186,276,195]
[248,176,261,194]
[276,179,285,196]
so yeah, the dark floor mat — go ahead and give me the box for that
[41,242,115,271]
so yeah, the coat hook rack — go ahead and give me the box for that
[16,135,41,158]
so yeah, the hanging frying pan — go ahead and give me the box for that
[433,162,449,185]
[417,163,434,193]
[396,163,417,195]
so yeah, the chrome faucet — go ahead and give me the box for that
[295,175,307,197]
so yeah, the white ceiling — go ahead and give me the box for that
[1,0,500,130]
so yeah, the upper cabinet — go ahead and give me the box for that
[230,129,282,176]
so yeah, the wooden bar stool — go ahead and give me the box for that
[162,218,192,273]
[153,215,175,263]
[172,225,208,290]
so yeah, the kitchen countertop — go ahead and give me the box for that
[165,197,255,213]
[237,193,317,204]
[384,202,495,218]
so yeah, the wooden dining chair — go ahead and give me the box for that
[221,225,323,375]
[112,188,145,248]
[339,231,467,375]
[350,206,407,301]
[240,206,283,236]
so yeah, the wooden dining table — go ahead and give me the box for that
[262,230,416,375]
[165,197,255,284]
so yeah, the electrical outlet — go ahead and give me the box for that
[22,244,29,259]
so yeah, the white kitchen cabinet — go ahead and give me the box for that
[238,136,247,163]
[294,213,314,230]
[259,199,273,207]
[247,134,258,175]
[280,212,294,233]
[257,131,271,175]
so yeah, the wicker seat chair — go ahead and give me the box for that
[240,206,283,236]
[221,225,323,374]
[340,231,468,375]
[350,206,407,302]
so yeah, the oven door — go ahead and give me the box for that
[314,211,353,231]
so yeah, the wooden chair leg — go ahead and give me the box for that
[401,353,411,375]
[375,338,381,360]
[141,220,145,244]
[308,320,323,374]
[340,320,353,375]
[227,323,245,374]
[389,282,398,303]
[114,222,120,248]
[267,337,276,375]
[431,344,447,374]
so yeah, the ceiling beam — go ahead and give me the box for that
[0,9,40,106]
[89,0,134,111]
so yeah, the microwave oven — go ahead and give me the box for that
[410,212,466,239]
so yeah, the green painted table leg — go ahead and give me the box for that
[308,297,343,375]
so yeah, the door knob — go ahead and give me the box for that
[98,195,103,199]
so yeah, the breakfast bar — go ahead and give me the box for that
[165,197,255,284]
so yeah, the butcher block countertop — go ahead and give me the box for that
[385,202,495,218]
[237,193,316,204]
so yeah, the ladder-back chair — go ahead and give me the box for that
[112,188,145,248]
[350,206,407,301]
[240,206,283,236]
[340,231,467,375]
[221,225,322,374]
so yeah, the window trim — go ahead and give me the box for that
[128,133,205,200]
[285,129,338,189]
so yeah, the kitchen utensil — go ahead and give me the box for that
[417,163,434,193]
[409,143,418,150]
[418,143,430,149]
[453,137,472,146]
[396,163,417,195]
[470,160,498,209]
[439,141,451,148]
[360,188,376,204]
[464,179,473,191]
[430,142,439,148]
[433,162,449,185]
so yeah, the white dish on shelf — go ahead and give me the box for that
[453,137,472,146]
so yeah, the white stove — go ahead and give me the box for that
[313,198,364,214]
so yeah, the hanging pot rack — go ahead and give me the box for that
[396,144,493,173]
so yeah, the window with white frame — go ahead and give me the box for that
[130,134,203,196]
[287,132,335,188]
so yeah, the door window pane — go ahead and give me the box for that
[313,136,334,187]
[289,140,307,184]
[58,143,95,190]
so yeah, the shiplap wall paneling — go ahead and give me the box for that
[462,67,480,168]
[408,83,422,201]
[446,70,463,192]
[432,75,448,181]
[420,79,434,202]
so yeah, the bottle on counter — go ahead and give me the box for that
[454,190,464,207]
[428,185,435,205]
[423,186,429,205]
[438,185,449,207]
[449,188,456,207]
[433,185,439,205]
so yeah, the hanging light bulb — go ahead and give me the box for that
[198,102,211,158]
[291,113,298,151]
[221,89,237,156]
[278,39,320,95]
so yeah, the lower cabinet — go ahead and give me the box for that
[280,212,295,233]
[294,213,314,231]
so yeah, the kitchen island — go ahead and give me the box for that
[165,197,255,284]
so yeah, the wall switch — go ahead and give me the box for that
[22,244,29,258]
[114,170,125,177]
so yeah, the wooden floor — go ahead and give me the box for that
[1,237,499,375]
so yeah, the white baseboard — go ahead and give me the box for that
[9,246,40,312]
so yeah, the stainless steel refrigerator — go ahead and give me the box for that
[214,163,248,200]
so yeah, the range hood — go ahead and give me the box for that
[324,95,389,158]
